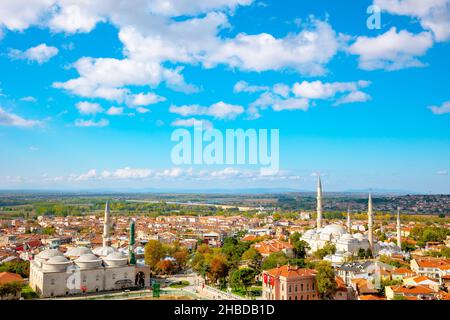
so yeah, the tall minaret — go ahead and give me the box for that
[346,206,352,233]
[396,207,402,249]
[316,175,323,229]
[103,201,111,247]
[368,193,374,251]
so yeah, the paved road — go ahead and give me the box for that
[166,273,244,300]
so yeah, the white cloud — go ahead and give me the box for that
[436,170,448,176]
[74,118,109,127]
[0,0,55,30]
[136,107,150,114]
[29,146,39,151]
[48,1,105,33]
[292,80,370,100]
[53,57,190,102]
[374,0,450,42]
[247,79,371,118]
[20,96,37,103]
[127,92,166,107]
[348,27,433,71]
[8,43,59,64]
[75,101,104,115]
[429,101,450,115]
[233,80,269,93]
[101,167,152,179]
[170,101,244,120]
[335,91,371,105]
[0,107,41,127]
[171,118,213,129]
[205,19,339,75]
[106,106,124,115]
[71,169,97,181]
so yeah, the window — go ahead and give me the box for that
[112,273,116,280]
[312,283,315,290]
[124,273,128,279]
[50,279,55,285]
[295,285,297,292]
[288,285,291,293]
[301,283,304,291]
[307,283,309,291]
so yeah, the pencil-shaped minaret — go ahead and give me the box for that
[316,175,323,229]
[368,193,374,251]
[347,206,352,233]
[103,201,111,247]
[396,207,402,249]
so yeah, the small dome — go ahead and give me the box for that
[75,253,102,263]
[46,255,70,264]
[353,233,364,240]
[104,252,128,267]
[322,224,346,236]
[92,246,116,257]
[65,246,92,257]
[36,249,63,260]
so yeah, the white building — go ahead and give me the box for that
[301,177,402,264]
[29,202,149,298]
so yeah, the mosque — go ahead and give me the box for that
[301,176,402,264]
[29,202,150,298]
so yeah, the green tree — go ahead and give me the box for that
[144,240,166,271]
[315,261,337,300]
[0,261,30,278]
[0,282,23,300]
[230,268,258,295]
[262,252,289,270]
[241,247,262,271]
[313,242,336,260]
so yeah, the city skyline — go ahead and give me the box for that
[1,0,450,193]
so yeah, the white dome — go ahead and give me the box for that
[46,255,70,264]
[322,224,346,236]
[43,255,72,272]
[93,246,116,257]
[36,249,63,260]
[65,246,92,257]
[75,253,101,262]
[104,252,128,267]
[353,233,364,240]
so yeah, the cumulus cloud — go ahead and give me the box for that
[204,19,339,75]
[106,106,124,115]
[233,80,269,93]
[75,101,104,115]
[436,170,448,175]
[374,0,450,42]
[171,118,213,129]
[127,92,166,107]
[0,0,55,31]
[348,28,433,71]
[246,79,371,118]
[8,43,59,64]
[170,101,244,120]
[428,101,450,115]
[63,165,300,183]
[0,107,41,127]
[74,118,109,127]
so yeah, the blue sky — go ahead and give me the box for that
[0,0,449,193]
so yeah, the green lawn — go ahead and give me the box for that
[169,280,190,288]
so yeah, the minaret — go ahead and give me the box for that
[346,206,352,233]
[103,201,111,247]
[129,219,136,265]
[368,193,374,251]
[316,175,323,229]
[396,207,402,249]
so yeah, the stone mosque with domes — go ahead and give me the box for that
[301,176,403,264]
[29,202,150,298]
